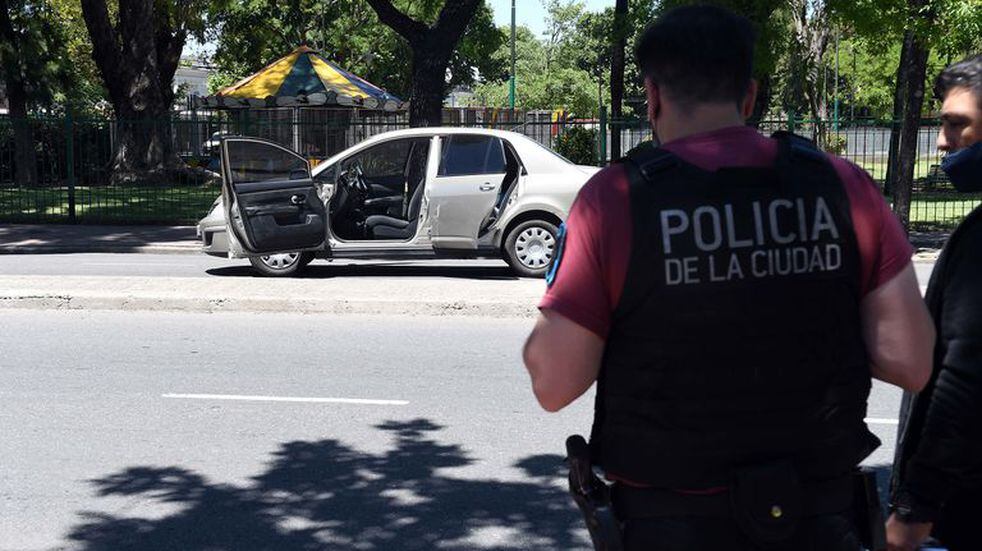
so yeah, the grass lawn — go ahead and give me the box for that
[855,158,938,182]
[0,185,219,225]
[2,184,979,230]
[904,192,982,231]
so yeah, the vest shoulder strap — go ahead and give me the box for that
[771,130,827,165]
[616,141,680,183]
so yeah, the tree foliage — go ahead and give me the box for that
[79,0,211,178]
[364,0,491,125]
[555,125,598,165]
[0,0,72,112]
[473,0,655,119]
[0,0,976,145]
[209,0,503,103]
[833,0,982,112]
[473,23,600,117]
[0,0,73,185]
[46,0,106,113]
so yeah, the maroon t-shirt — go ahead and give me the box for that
[541,126,914,339]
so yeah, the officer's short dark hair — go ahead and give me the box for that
[635,5,756,109]
[935,54,982,109]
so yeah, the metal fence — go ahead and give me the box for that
[604,116,980,231]
[1,111,978,229]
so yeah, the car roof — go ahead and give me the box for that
[313,126,575,176]
[354,127,521,139]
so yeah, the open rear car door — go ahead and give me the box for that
[429,134,508,250]
[221,137,326,257]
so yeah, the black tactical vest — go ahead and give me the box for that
[590,133,879,488]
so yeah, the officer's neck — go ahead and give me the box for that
[656,103,746,145]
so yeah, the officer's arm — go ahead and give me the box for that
[523,309,604,412]
[860,263,934,391]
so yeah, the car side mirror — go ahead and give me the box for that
[289,168,308,180]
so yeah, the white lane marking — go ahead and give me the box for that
[82,262,192,267]
[865,417,900,425]
[162,393,409,406]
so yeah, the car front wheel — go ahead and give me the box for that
[248,251,315,277]
[504,220,559,278]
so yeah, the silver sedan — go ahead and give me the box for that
[198,127,598,277]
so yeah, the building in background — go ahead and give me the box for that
[174,57,212,104]
[445,86,476,108]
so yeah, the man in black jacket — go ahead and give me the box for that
[889,54,982,551]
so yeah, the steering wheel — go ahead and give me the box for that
[352,163,369,193]
[341,163,369,194]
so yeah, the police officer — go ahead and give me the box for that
[888,54,982,551]
[522,6,935,550]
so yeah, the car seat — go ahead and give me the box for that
[364,149,428,240]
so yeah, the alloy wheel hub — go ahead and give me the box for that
[261,252,300,269]
[515,227,556,269]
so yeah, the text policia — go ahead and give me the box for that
[659,196,843,286]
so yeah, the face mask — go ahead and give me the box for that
[942,141,982,193]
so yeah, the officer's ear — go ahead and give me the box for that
[741,79,759,120]
[645,77,661,122]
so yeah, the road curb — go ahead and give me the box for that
[0,293,538,318]
[0,245,200,255]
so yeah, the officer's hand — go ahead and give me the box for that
[886,513,933,551]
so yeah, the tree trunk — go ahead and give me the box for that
[810,83,829,148]
[3,68,37,186]
[0,0,37,186]
[80,0,186,183]
[408,46,451,127]
[893,35,930,232]
[609,0,628,159]
[112,103,181,183]
[365,0,482,129]
[790,0,830,145]
[885,30,913,196]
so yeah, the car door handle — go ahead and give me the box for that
[479,184,495,192]
[291,194,306,205]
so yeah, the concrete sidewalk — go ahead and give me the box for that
[0,274,544,318]
[0,224,200,254]
[0,223,942,317]
[0,223,952,258]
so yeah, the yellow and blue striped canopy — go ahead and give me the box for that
[198,46,405,111]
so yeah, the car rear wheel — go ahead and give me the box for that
[249,251,315,277]
[504,220,558,278]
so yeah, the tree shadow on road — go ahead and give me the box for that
[0,224,199,253]
[65,419,587,550]
[206,262,521,281]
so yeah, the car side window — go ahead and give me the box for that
[315,163,337,184]
[438,135,506,176]
[226,141,309,184]
[342,139,416,178]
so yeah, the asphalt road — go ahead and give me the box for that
[0,253,936,289]
[2,309,905,550]
[0,254,515,280]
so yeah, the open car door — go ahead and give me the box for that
[429,134,508,250]
[221,137,326,257]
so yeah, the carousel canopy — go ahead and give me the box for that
[196,46,406,111]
